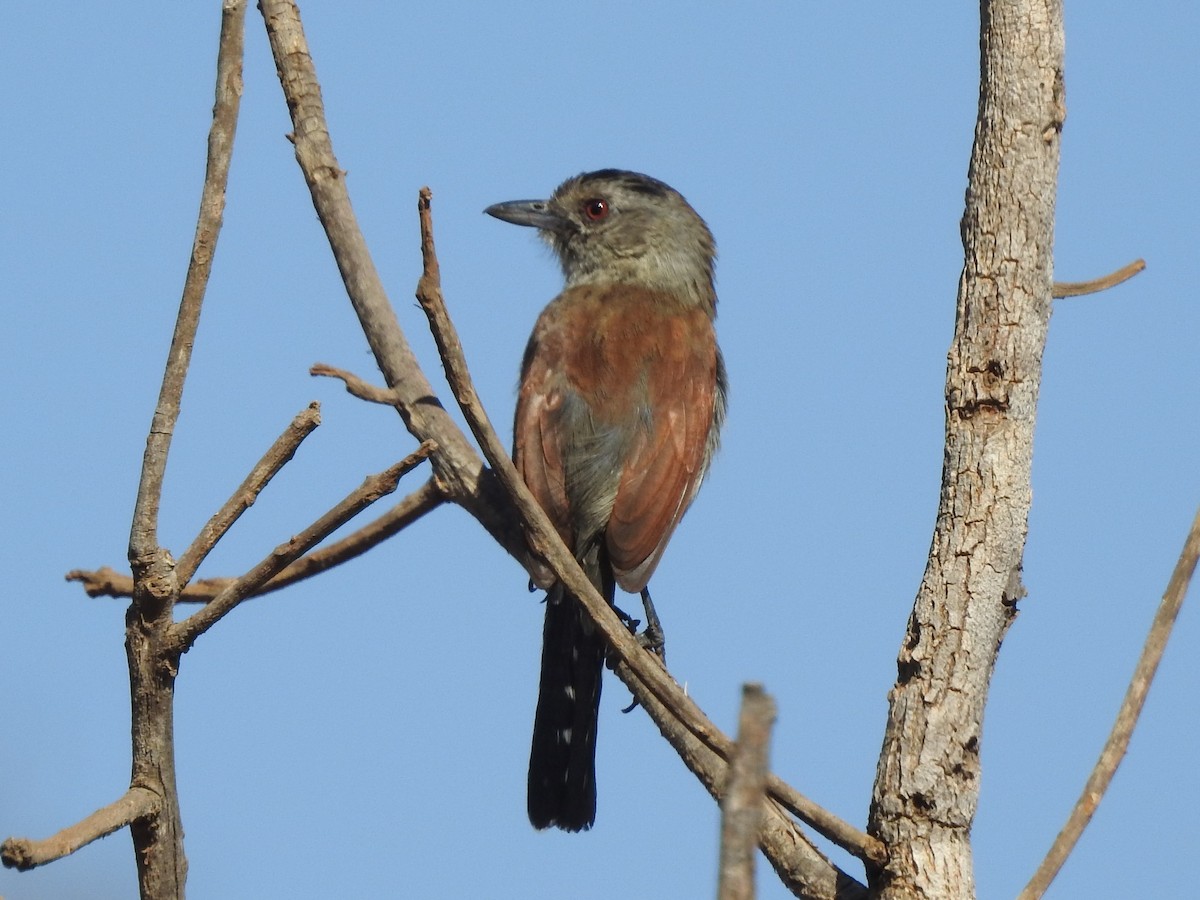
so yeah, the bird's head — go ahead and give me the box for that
[486,169,717,313]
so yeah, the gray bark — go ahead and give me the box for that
[867,2,1065,897]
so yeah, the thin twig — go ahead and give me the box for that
[167,441,436,654]
[68,478,446,603]
[311,363,401,405]
[1052,258,1145,298]
[1017,503,1200,900]
[176,402,322,585]
[719,684,778,900]
[179,477,446,601]
[1,788,160,871]
[128,0,246,567]
[413,189,882,882]
[414,190,510,463]
[65,565,135,598]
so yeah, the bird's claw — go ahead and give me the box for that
[614,603,642,635]
[621,587,667,714]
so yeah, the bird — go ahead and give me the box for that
[485,169,726,831]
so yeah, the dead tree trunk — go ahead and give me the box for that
[867,2,1065,897]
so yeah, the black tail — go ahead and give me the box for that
[527,560,612,831]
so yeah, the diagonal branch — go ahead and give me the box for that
[258,0,531,570]
[167,441,436,654]
[128,0,246,568]
[176,402,323,585]
[2,788,161,872]
[1017,503,1200,900]
[612,656,869,900]
[1,787,160,873]
[177,477,446,601]
[414,188,881,892]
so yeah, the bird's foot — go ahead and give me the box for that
[635,587,666,661]
[613,602,641,635]
[621,587,667,714]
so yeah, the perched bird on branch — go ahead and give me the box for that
[486,169,726,831]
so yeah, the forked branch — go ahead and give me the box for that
[68,478,445,603]
[168,441,436,655]
[259,0,532,570]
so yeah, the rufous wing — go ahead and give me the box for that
[606,314,718,592]
[513,341,573,586]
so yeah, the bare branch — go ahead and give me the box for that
[118,7,251,897]
[311,363,401,405]
[719,684,778,900]
[2,788,160,871]
[765,776,884,866]
[168,441,436,654]
[68,478,447,604]
[179,477,446,601]
[65,565,133,598]
[258,0,532,569]
[1052,258,1145,298]
[413,189,513,474]
[129,0,246,567]
[1017,504,1200,900]
[176,402,322,585]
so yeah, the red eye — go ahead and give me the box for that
[583,198,609,221]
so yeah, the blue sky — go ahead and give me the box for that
[3,3,1197,898]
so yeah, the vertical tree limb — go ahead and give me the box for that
[867,2,1065,897]
[125,3,248,896]
[718,684,778,900]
